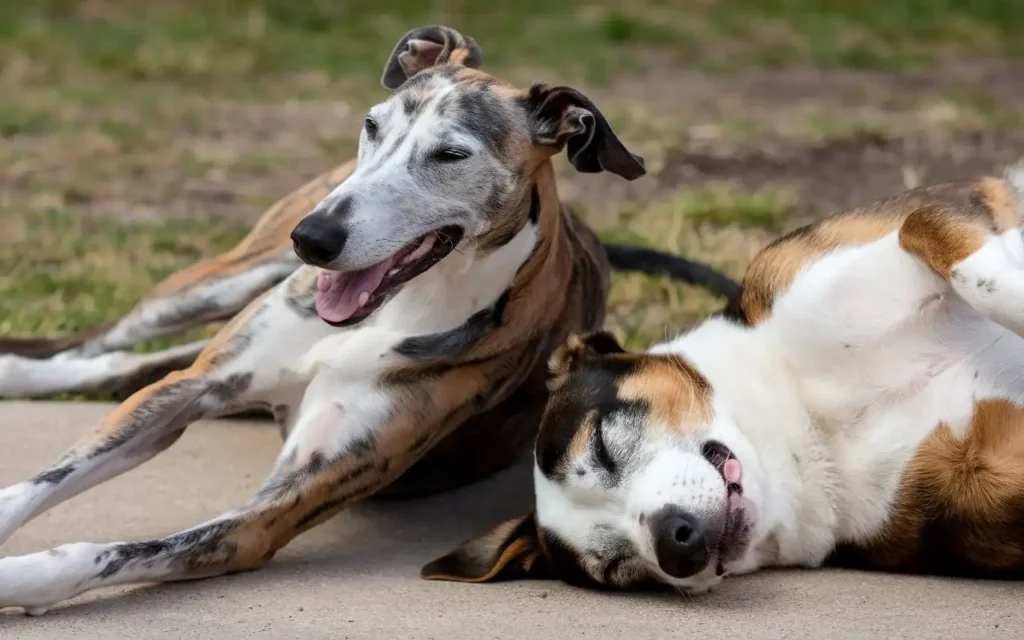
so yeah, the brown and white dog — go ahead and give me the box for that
[423,168,1024,592]
[0,25,738,614]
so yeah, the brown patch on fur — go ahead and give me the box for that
[976,177,1022,232]
[741,177,1022,324]
[829,398,1024,578]
[617,355,712,431]
[421,513,544,582]
[566,410,598,461]
[446,47,472,67]
[546,333,595,392]
[898,205,988,277]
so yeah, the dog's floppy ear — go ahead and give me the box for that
[382,24,483,90]
[547,331,625,391]
[525,83,645,180]
[420,513,549,583]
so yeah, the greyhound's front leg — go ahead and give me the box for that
[0,344,476,615]
[0,268,333,545]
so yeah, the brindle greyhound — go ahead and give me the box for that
[0,25,738,614]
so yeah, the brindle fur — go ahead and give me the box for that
[0,24,739,615]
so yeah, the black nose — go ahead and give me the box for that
[291,215,347,266]
[650,506,708,579]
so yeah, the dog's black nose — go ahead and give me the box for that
[291,216,347,266]
[650,506,708,579]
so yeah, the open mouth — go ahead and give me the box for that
[701,440,751,575]
[315,225,464,326]
[701,440,742,494]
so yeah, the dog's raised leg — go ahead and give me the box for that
[0,309,492,615]
[0,269,333,546]
[899,172,1024,335]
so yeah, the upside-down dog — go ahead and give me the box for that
[0,24,738,614]
[424,166,1024,592]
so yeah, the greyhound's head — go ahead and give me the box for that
[290,24,645,326]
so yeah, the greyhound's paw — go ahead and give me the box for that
[0,545,99,616]
[0,354,23,396]
[0,482,42,546]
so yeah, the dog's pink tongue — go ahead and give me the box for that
[724,458,742,484]
[315,260,393,323]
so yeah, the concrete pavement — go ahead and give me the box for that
[0,402,1020,639]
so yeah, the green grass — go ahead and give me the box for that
[1,1,1020,94]
[0,209,248,338]
[2,0,1021,366]
[599,189,777,349]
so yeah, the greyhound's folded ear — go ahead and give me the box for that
[382,25,483,90]
[525,83,646,181]
[420,513,549,583]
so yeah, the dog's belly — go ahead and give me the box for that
[815,320,1024,547]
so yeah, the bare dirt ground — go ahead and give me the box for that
[564,58,1024,221]
[11,60,1015,229]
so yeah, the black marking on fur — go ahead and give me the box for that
[951,268,967,284]
[536,355,648,479]
[976,278,997,293]
[394,289,511,359]
[345,432,377,457]
[528,186,541,225]
[207,373,254,404]
[401,92,419,116]
[332,459,376,489]
[305,451,328,475]
[592,417,617,476]
[327,195,355,220]
[454,89,510,155]
[32,464,75,485]
[96,520,238,580]
[295,481,378,530]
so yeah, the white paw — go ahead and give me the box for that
[0,355,24,396]
[0,484,36,546]
[0,544,100,615]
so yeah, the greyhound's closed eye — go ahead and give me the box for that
[433,148,472,162]
[364,116,379,139]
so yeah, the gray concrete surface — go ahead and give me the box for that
[0,401,1020,639]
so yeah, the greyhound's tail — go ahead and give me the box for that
[602,243,742,302]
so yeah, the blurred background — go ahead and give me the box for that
[1,0,1021,364]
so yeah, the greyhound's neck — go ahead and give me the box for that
[370,169,562,337]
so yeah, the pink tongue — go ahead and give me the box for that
[723,458,742,484]
[315,258,394,323]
